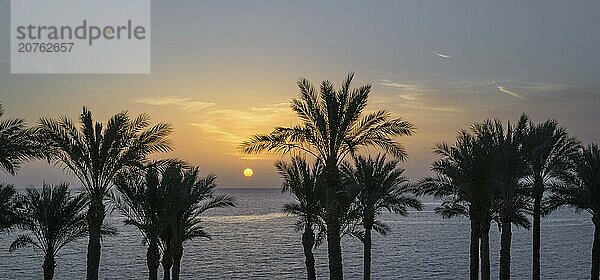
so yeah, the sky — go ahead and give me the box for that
[1,0,600,188]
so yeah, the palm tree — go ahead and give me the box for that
[158,161,235,280]
[0,102,43,233]
[9,183,87,280]
[475,115,531,280]
[37,107,173,280]
[275,156,326,280]
[0,102,43,176]
[341,154,422,280]
[417,130,493,280]
[523,119,580,280]
[546,144,600,280]
[0,182,18,232]
[240,73,415,280]
[112,163,166,280]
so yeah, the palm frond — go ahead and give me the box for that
[0,103,44,175]
[0,183,18,232]
[9,234,38,252]
[372,220,391,236]
[241,74,414,167]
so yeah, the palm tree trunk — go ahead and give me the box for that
[86,197,105,280]
[147,241,160,280]
[325,163,343,280]
[162,245,172,280]
[302,227,317,280]
[532,180,543,280]
[171,244,183,280]
[500,220,512,280]
[43,253,56,280]
[363,224,372,280]
[592,215,600,280]
[470,216,480,280]
[480,220,491,280]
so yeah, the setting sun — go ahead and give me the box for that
[243,168,254,177]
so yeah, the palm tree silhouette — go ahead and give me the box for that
[37,107,173,280]
[241,73,414,280]
[9,183,88,280]
[112,162,169,280]
[0,102,43,175]
[341,154,422,280]
[417,130,493,280]
[476,115,531,280]
[0,101,44,234]
[0,182,18,232]
[275,156,326,280]
[157,161,235,280]
[546,144,600,280]
[522,119,580,280]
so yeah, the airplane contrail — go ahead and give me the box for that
[432,51,451,59]
[494,83,527,100]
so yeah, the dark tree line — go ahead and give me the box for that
[0,103,233,280]
[245,74,599,280]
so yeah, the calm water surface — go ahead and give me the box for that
[0,188,593,279]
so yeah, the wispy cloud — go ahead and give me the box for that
[189,102,293,150]
[250,102,290,113]
[380,79,434,101]
[373,78,460,114]
[441,79,570,97]
[519,82,571,93]
[131,96,216,111]
[190,122,240,143]
[131,96,293,159]
[494,83,527,100]
[380,79,425,92]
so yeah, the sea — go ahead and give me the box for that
[0,188,593,279]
